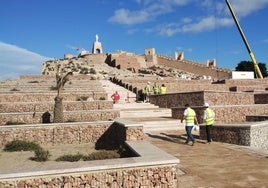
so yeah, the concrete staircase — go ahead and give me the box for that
[100,79,136,103]
[115,103,185,132]
[100,79,184,132]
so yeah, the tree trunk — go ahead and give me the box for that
[53,96,63,123]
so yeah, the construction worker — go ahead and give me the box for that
[153,82,159,94]
[181,104,199,146]
[203,102,215,144]
[144,81,151,102]
[160,84,167,94]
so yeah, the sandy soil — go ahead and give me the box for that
[0,143,96,174]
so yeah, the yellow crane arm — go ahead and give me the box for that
[226,0,263,79]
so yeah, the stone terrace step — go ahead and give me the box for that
[0,92,107,102]
[0,101,114,113]
[113,101,182,132]
[0,109,120,125]
[120,117,184,132]
[120,108,171,118]
[0,79,105,93]
[113,103,159,109]
[100,80,136,103]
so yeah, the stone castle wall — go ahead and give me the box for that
[156,55,231,80]
[111,52,141,71]
[41,48,232,81]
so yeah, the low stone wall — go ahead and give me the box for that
[0,110,120,126]
[199,122,268,150]
[229,86,266,92]
[250,122,268,149]
[0,100,114,113]
[199,124,251,146]
[0,120,180,187]
[19,74,98,80]
[0,92,108,102]
[0,119,144,146]
[150,91,204,108]
[150,91,255,109]
[0,165,178,187]
[171,104,268,124]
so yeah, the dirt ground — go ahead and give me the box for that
[0,143,96,174]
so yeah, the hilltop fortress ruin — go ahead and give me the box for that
[41,35,231,81]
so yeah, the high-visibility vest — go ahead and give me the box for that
[153,85,159,94]
[160,86,166,94]
[144,84,150,95]
[186,108,196,123]
[205,108,214,125]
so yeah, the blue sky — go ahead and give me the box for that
[1,0,268,80]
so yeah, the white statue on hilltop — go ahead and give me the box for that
[95,34,99,42]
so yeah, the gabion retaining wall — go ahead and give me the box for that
[0,100,114,113]
[0,120,180,187]
[199,122,268,150]
[0,120,143,146]
[0,165,178,188]
[0,110,120,126]
[171,104,268,124]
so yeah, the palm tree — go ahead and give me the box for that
[53,72,73,123]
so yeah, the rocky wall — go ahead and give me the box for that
[0,120,144,146]
[172,104,268,124]
[0,110,120,125]
[199,124,251,146]
[229,86,266,92]
[224,78,268,86]
[0,100,113,113]
[150,91,255,109]
[0,92,108,102]
[250,122,268,150]
[203,91,254,105]
[0,121,180,187]
[0,165,178,188]
[150,91,205,108]
[199,122,268,150]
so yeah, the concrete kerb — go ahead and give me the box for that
[0,119,180,184]
[0,140,179,181]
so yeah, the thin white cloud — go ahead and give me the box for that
[181,16,233,33]
[263,39,268,43]
[229,0,268,17]
[108,0,191,25]
[0,41,51,80]
[108,9,151,25]
[108,0,268,36]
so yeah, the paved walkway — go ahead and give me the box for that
[145,130,268,188]
[103,80,268,187]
